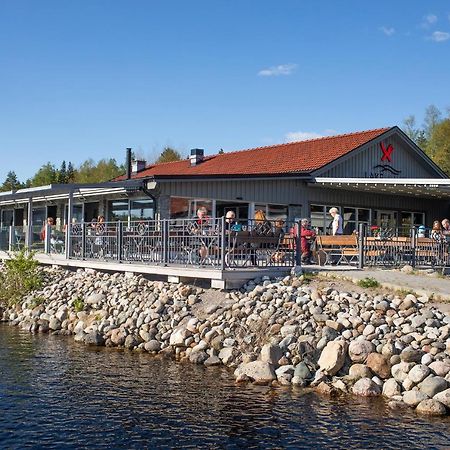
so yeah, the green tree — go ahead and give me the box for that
[403,115,420,142]
[155,147,182,164]
[74,158,123,183]
[428,118,450,175]
[423,104,442,143]
[57,160,67,184]
[0,171,22,192]
[30,162,58,187]
[67,161,76,183]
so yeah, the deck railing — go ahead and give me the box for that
[66,218,299,270]
[360,225,450,268]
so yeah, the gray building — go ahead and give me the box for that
[1,126,449,235]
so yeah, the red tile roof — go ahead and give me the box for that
[117,127,391,180]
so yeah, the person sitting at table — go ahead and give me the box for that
[441,218,450,235]
[431,221,446,243]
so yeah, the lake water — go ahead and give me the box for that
[0,323,449,449]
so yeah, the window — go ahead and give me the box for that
[108,198,154,222]
[310,204,337,234]
[343,207,370,234]
[254,204,288,221]
[400,211,425,234]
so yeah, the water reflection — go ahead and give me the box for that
[0,324,449,450]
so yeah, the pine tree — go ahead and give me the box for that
[0,171,22,192]
[57,160,67,183]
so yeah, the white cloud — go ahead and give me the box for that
[258,63,297,77]
[430,31,450,42]
[285,131,323,142]
[422,13,438,28]
[380,26,395,36]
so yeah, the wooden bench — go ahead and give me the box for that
[363,236,411,266]
[315,235,359,266]
[225,230,284,267]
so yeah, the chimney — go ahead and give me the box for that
[132,159,146,173]
[190,148,204,166]
[126,148,132,179]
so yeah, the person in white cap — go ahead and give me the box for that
[329,207,343,236]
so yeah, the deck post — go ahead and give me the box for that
[411,227,416,268]
[26,197,33,252]
[8,225,13,251]
[295,221,301,266]
[358,223,365,269]
[44,224,50,254]
[117,221,123,262]
[220,216,226,270]
[65,190,74,259]
[162,219,168,266]
[81,222,86,260]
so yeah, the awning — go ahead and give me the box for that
[311,178,450,199]
[0,180,146,206]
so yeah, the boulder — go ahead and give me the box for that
[169,327,192,347]
[110,328,126,346]
[48,317,61,331]
[408,364,431,384]
[235,361,276,384]
[124,334,138,349]
[433,388,450,408]
[83,331,105,346]
[348,339,374,363]
[144,340,161,352]
[204,356,221,367]
[391,362,414,383]
[219,347,237,365]
[317,341,347,376]
[416,399,447,416]
[400,347,422,363]
[419,375,448,397]
[429,361,450,377]
[86,293,106,306]
[260,343,283,367]
[366,353,391,379]
[352,378,382,396]
[348,364,373,380]
[403,390,429,407]
[189,351,209,365]
[382,378,402,398]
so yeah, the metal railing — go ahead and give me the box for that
[360,225,450,268]
[65,218,298,270]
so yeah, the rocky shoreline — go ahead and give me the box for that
[1,267,450,417]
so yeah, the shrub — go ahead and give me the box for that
[357,277,380,289]
[73,297,85,312]
[0,250,43,307]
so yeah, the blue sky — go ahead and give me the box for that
[0,0,449,183]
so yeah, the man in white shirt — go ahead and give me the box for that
[329,207,343,235]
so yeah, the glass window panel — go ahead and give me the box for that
[130,199,154,221]
[193,200,213,218]
[108,200,129,221]
[310,204,326,233]
[267,204,287,221]
[343,208,356,222]
[32,207,46,226]
[343,222,356,235]
[1,210,13,227]
[413,212,424,225]
[358,209,370,222]
[170,197,189,219]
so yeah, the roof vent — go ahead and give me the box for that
[132,159,146,173]
[190,148,204,166]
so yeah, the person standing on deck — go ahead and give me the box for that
[329,207,343,236]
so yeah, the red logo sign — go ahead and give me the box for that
[380,142,394,162]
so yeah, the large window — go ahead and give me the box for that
[254,204,288,221]
[343,207,370,235]
[400,211,425,232]
[310,204,337,234]
[108,198,154,222]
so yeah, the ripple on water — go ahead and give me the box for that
[0,324,449,450]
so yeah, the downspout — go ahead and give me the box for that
[141,183,157,219]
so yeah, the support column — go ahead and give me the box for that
[26,197,33,252]
[65,190,74,259]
